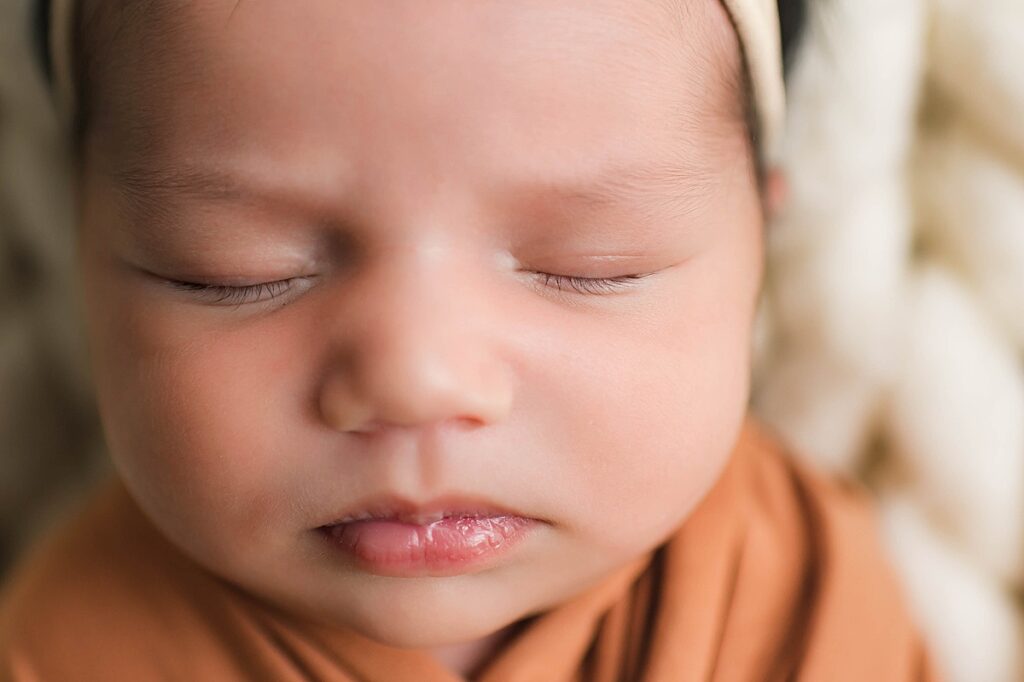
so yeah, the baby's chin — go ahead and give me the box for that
[239,551,615,650]
[342,594,528,650]
[278,571,545,649]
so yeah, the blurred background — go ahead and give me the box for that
[0,0,109,574]
[1,0,1023,680]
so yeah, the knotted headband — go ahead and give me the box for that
[38,0,785,157]
[721,0,786,157]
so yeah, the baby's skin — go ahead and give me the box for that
[75,0,764,675]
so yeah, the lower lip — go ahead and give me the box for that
[318,515,536,577]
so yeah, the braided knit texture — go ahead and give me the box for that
[753,1,1024,680]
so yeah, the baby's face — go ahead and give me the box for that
[78,0,762,648]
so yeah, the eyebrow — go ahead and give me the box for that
[111,164,321,219]
[511,159,717,220]
[109,155,718,229]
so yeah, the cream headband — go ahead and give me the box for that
[47,0,785,157]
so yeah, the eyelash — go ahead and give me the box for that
[167,278,298,306]
[532,272,647,295]
[167,272,648,306]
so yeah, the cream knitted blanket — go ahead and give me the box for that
[753,1,1024,680]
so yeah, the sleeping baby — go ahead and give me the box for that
[0,0,941,679]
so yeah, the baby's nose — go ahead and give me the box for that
[316,258,514,435]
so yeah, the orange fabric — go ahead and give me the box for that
[0,416,941,681]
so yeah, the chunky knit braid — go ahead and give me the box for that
[752,1,1024,680]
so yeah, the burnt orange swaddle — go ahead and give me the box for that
[0,416,938,681]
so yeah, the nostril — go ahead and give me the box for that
[346,415,485,438]
[450,414,488,431]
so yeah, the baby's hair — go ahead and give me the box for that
[32,0,807,182]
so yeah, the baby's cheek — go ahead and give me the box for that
[563,357,743,552]
[548,271,755,557]
[88,291,313,562]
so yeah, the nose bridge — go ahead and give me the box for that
[318,245,513,434]
[364,253,470,402]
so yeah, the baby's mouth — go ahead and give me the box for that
[316,496,539,577]
[329,509,504,525]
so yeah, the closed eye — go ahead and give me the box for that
[165,277,302,306]
[530,272,651,295]
[163,270,650,307]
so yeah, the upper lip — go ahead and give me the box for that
[316,494,533,527]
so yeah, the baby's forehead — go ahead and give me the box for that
[84,2,743,112]
[96,0,740,62]
[83,0,747,193]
